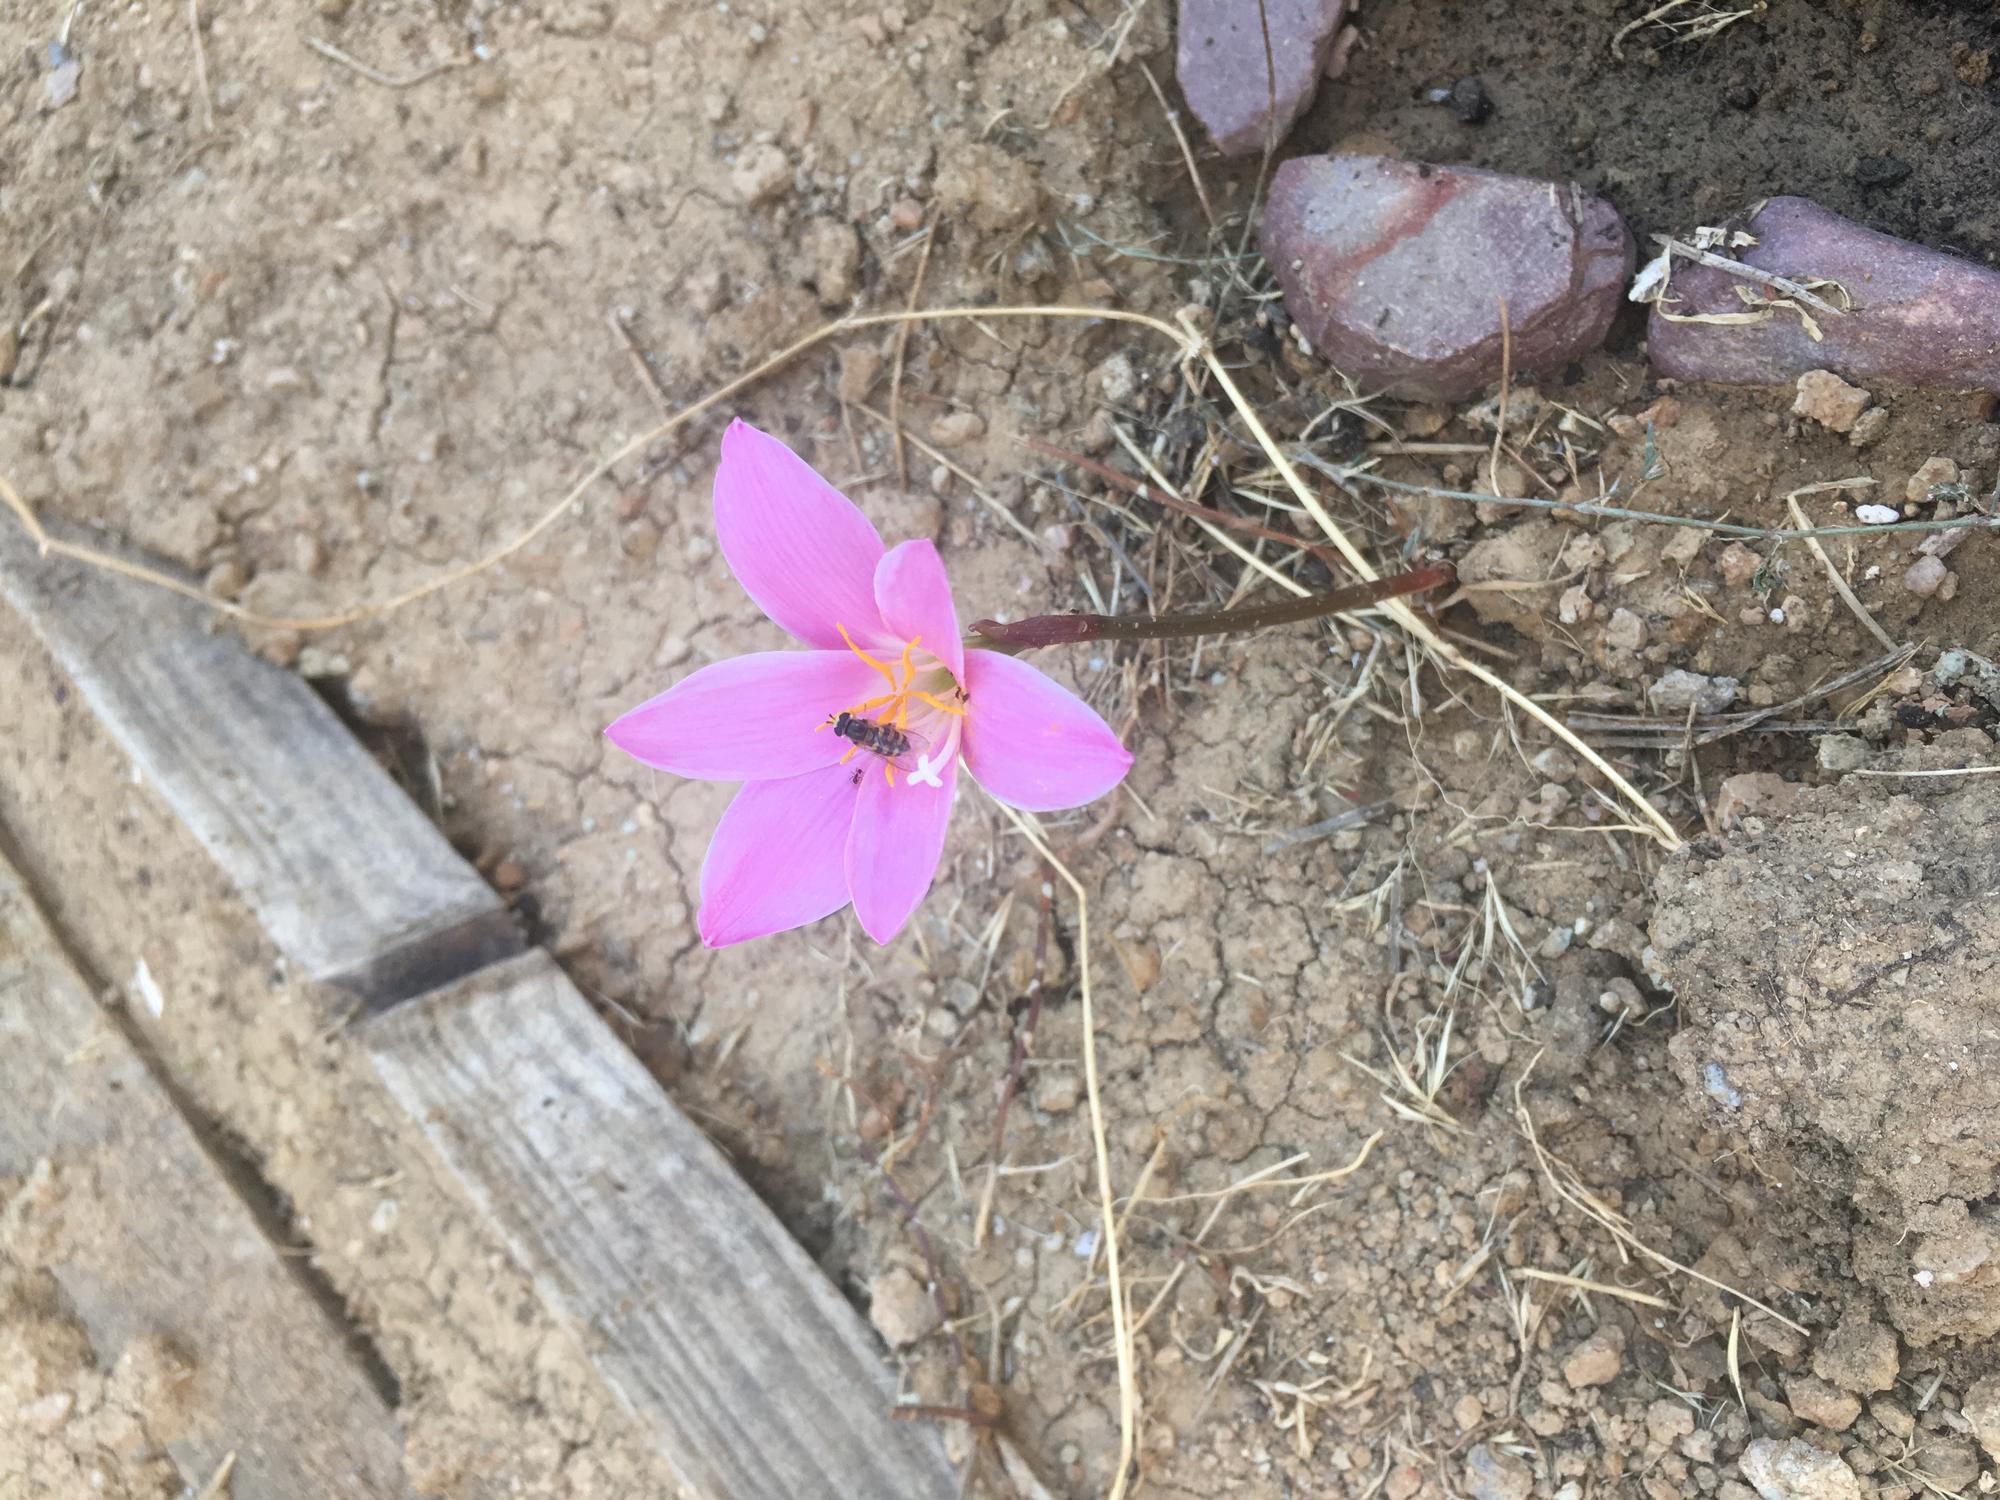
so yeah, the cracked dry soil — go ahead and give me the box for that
[6,0,2000,1497]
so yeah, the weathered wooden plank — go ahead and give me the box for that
[0,525,520,1009]
[365,951,956,1500]
[0,855,413,1497]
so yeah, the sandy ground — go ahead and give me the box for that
[5,0,2000,1495]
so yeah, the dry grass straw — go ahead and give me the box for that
[1513,1067,1806,1335]
[989,794,1139,1500]
[1785,491,1899,652]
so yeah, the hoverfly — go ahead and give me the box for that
[827,711,930,783]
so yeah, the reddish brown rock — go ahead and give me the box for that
[1648,197,2000,392]
[1177,0,1346,158]
[1262,155,1635,402]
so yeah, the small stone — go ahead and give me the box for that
[1903,555,1950,597]
[729,143,792,205]
[1453,1393,1485,1430]
[1562,1324,1625,1388]
[471,68,505,106]
[1846,405,1891,448]
[1717,541,1762,587]
[1852,504,1899,525]
[805,219,862,304]
[930,411,986,448]
[1782,1374,1861,1431]
[1604,607,1646,654]
[1384,1465,1424,1500]
[1905,456,1961,503]
[1262,154,1635,402]
[492,857,527,892]
[1446,74,1493,125]
[1646,1398,1696,1445]
[1714,772,1800,829]
[1961,1375,2000,1460]
[889,196,925,232]
[1462,1443,1534,1500]
[1176,0,1348,157]
[837,346,883,404]
[868,1266,935,1348]
[1651,197,2000,392]
[1810,1315,1899,1394]
[1791,370,1873,433]
[1870,1396,1915,1442]
[1737,1438,1862,1500]
[1648,669,1738,716]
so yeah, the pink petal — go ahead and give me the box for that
[844,755,958,945]
[713,420,886,649]
[960,651,1134,811]
[605,651,887,781]
[699,764,858,947]
[874,539,963,681]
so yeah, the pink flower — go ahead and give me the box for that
[607,420,1134,948]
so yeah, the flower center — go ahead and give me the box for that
[822,623,966,788]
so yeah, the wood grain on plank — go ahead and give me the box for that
[0,525,520,1009]
[366,951,955,1500]
[0,855,413,1497]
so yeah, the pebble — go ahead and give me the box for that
[1810,1314,1899,1394]
[1646,1398,1696,1445]
[1906,456,1960,502]
[1176,0,1347,157]
[1561,1324,1625,1388]
[1031,1070,1082,1114]
[1462,1443,1534,1500]
[1261,154,1634,401]
[1816,734,1874,773]
[1791,370,1872,434]
[1716,541,1762,587]
[1648,669,1738,715]
[1782,1374,1861,1431]
[1903,555,1951,597]
[1649,197,2000,391]
[1737,1438,1862,1500]
[1531,746,1577,781]
[728,143,792,205]
[1852,504,1899,525]
[804,219,862,304]
[203,557,249,600]
[867,1266,935,1348]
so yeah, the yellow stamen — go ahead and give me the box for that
[884,763,896,787]
[910,691,966,717]
[839,744,858,763]
[836,622,900,690]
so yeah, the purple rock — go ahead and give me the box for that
[1262,154,1636,402]
[1177,0,1346,159]
[1648,197,2000,393]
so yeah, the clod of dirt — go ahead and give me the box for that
[1713,772,1799,831]
[1781,1374,1861,1432]
[1261,155,1634,401]
[1649,198,2000,392]
[1737,1437,1863,1500]
[728,143,793,205]
[867,1266,934,1348]
[1653,778,2000,1347]
[1791,370,1873,435]
[933,142,1041,235]
[1965,1375,2000,1460]
[1903,554,1953,597]
[1175,0,1346,157]
[1648,669,1738,715]
[1560,1323,1625,1388]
